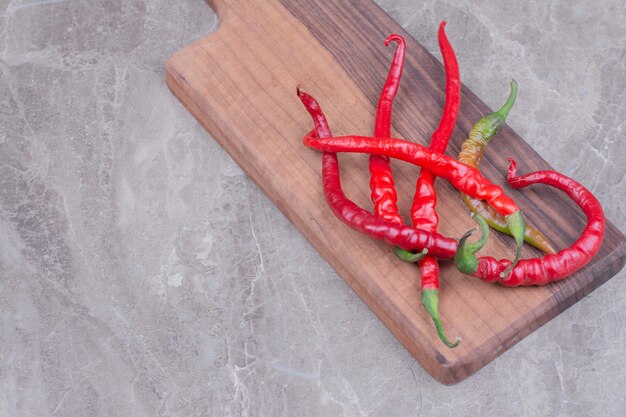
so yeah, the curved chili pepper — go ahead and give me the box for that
[303,134,527,275]
[456,159,605,286]
[297,88,457,258]
[302,135,521,215]
[369,34,405,225]
[458,81,557,254]
[410,22,461,348]
[370,34,426,262]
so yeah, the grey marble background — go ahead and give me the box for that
[0,0,624,416]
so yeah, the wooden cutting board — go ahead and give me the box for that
[165,0,626,384]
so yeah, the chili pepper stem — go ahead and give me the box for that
[502,211,526,279]
[393,246,428,262]
[461,194,557,254]
[421,289,461,348]
[455,213,490,274]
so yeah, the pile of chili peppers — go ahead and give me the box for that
[297,22,605,348]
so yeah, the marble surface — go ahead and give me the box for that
[0,0,624,416]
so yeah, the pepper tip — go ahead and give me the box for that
[506,158,518,184]
[384,34,403,47]
[422,289,460,349]
[495,80,518,121]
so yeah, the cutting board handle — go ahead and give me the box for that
[204,0,280,28]
[204,0,238,26]
[205,0,224,17]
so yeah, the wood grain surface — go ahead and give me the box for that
[164,0,626,384]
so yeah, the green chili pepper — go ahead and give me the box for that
[458,80,557,255]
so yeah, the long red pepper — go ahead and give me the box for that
[456,159,605,286]
[303,134,527,273]
[411,22,460,228]
[297,89,458,258]
[303,135,521,215]
[370,34,405,225]
[410,22,461,347]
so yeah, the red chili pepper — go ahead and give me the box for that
[369,34,405,225]
[456,159,605,286]
[303,134,527,273]
[297,88,458,258]
[370,34,425,261]
[406,22,461,348]
[303,135,519,214]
